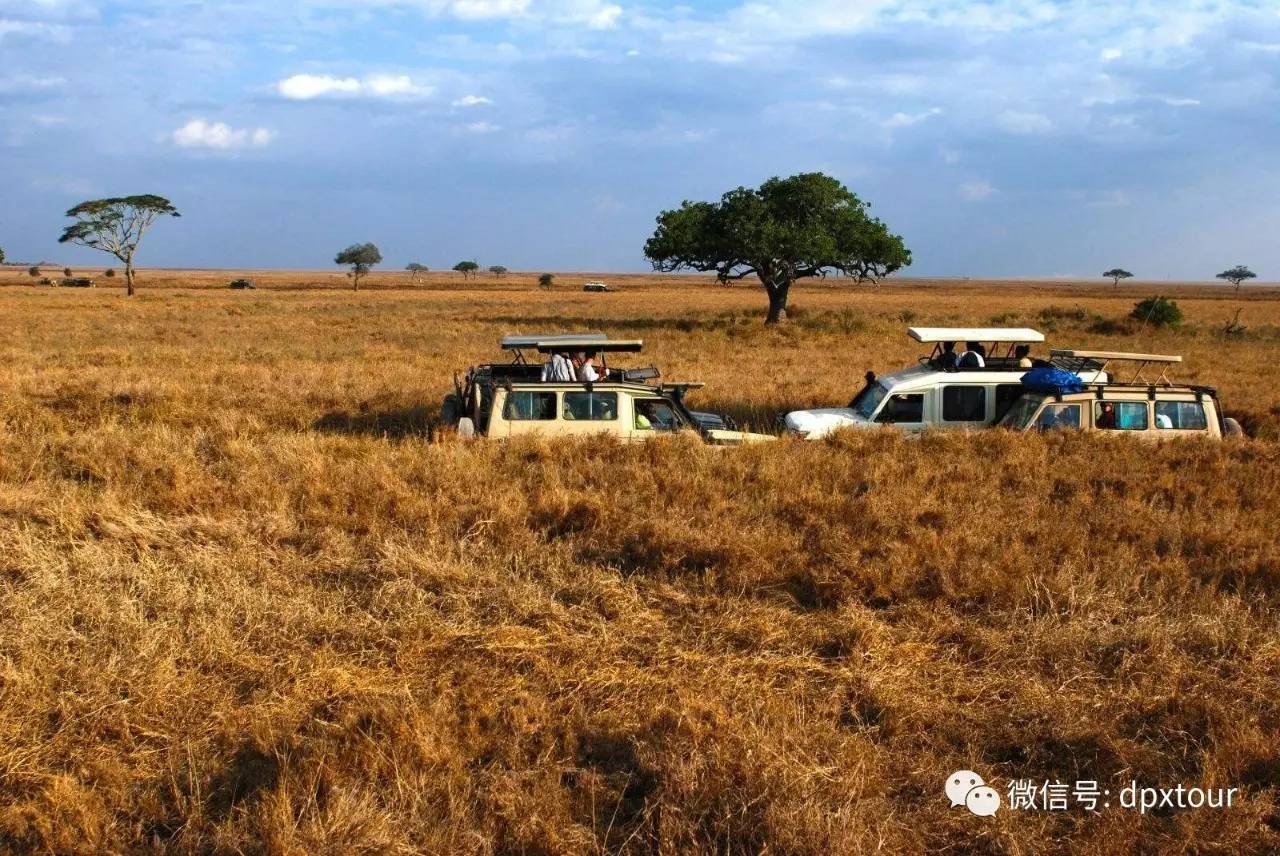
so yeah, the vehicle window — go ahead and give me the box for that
[994,384,1024,422]
[1154,401,1207,430]
[875,393,924,424]
[503,391,557,421]
[564,392,618,421]
[1095,401,1148,431]
[943,386,987,422]
[1036,404,1081,431]
[999,393,1043,429]
[634,399,680,431]
[854,383,889,419]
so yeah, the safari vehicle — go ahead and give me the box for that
[60,277,96,288]
[583,281,611,293]
[997,350,1243,438]
[784,327,1107,439]
[441,334,773,445]
[229,278,256,290]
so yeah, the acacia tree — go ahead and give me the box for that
[538,273,555,289]
[1216,265,1256,292]
[453,260,479,279]
[28,266,40,278]
[488,265,508,278]
[335,243,382,291]
[57,195,180,296]
[406,262,429,283]
[0,247,5,265]
[1103,268,1133,286]
[644,173,910,324]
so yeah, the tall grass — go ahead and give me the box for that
[1,274,1279,853]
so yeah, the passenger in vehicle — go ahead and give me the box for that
[575,351,602,382]
[937,341,960,371]
[1096,402,1117,429]
[541,351,575,382]
[958,342,986,369]
[1015,344,1033,368]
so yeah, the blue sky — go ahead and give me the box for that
[2,0,1279,278]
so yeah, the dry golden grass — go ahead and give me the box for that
[1,270,1279,853]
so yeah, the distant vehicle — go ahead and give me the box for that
[583,281,611,293]
[60,278,96,288]
[997,350,1242,439]
[784,327,1107,438]
[229,279,256,290]
[440,334,772,446]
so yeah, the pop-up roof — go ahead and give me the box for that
[908,327,1045,344]
[534,338,642,354]
[501,333,608,350]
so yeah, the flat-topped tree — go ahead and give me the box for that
[488,265,508,278]
[538,273,555,289]
[57,195,180,296]
[1216,265,1256,292]
[406,262,428,283]
[453,260,479,279]
[335,243,382,291]
[1104,268,1133,286]
[644,172,910,324]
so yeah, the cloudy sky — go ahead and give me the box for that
[2,0,1279,277]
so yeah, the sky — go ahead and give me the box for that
[1,0,1279,278]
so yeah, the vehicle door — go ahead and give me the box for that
[629,396,685,442]
[498,389,559,437]
[873,390,929,432]
[939,384,989,431]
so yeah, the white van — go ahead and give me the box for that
[784,327,1106,439]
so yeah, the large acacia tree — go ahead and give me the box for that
[58,195,180,296]
[644,173,910,323]
[336,243,382,291]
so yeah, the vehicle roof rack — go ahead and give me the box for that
[501,332,607,350]
[908,327,1045,344]
[535,338,642,354]
[1050,349,1182,386]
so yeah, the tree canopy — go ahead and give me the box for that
[405,262,429,282]
[538,273,555,289]
[335,243,382,290]
[1216,265,1256,291]
[453,260,480,279]
[488,265,508,277]
[57,195,180,296]
[0,247,5,265]
[643,173,909,323]
[1103,268,1133,285]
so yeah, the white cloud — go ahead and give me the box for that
[466,121,499,133]
[276,73,431,100]
[882,107,942,128]
[1161,96,1200,107]
[0,74,65,94]
[997,110,1053,134]
[309,0,622,29]
[171,119,274,150]
[960,180,997,201]
[452,94,492,107]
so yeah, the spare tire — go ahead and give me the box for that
[457,417,476,439]
[1224,417,1244,438]
[441,393,462,426]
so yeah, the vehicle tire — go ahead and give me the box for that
[441,393,462,426]
[457,417,476,439]
[1223,417,1244,438]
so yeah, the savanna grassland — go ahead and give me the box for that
[1,268,1280,854]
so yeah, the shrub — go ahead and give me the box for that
[104,269,116,278]
[538,273,555,289]
[1130,296,1183,328]
[1087,317,1134,336]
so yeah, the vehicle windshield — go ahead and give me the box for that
[853,382,891,419]
[998,392,1044,428]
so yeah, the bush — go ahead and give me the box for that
[1130,296,1183,328]
[104,269,116,278]
[1087,317,1134,336]
[1038,305,1090,323]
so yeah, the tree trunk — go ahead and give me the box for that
[764,278,791,325]
[124,259,135,297]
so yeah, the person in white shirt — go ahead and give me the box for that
[541,351,575,382]
[1015,345,1033,368]
[575,351,601,382]
[958,341,986,369]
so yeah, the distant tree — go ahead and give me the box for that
[0,247,5,265]
[488,265,508,278]
[1103,268,1133,286]
[28,265,40,278]
[57,195,180,296]
[644,172,910,324]
[63,267,73,278]
[453,260,479,279]
[335,243,382,291]
[538,273,555,289]
[104,268,116,278]
[1216,265,1256,292]
[406,262,429,283]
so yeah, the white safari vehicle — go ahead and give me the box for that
[997,350,1242,439]
[441,334,774,445]
[784,327,1106,439]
